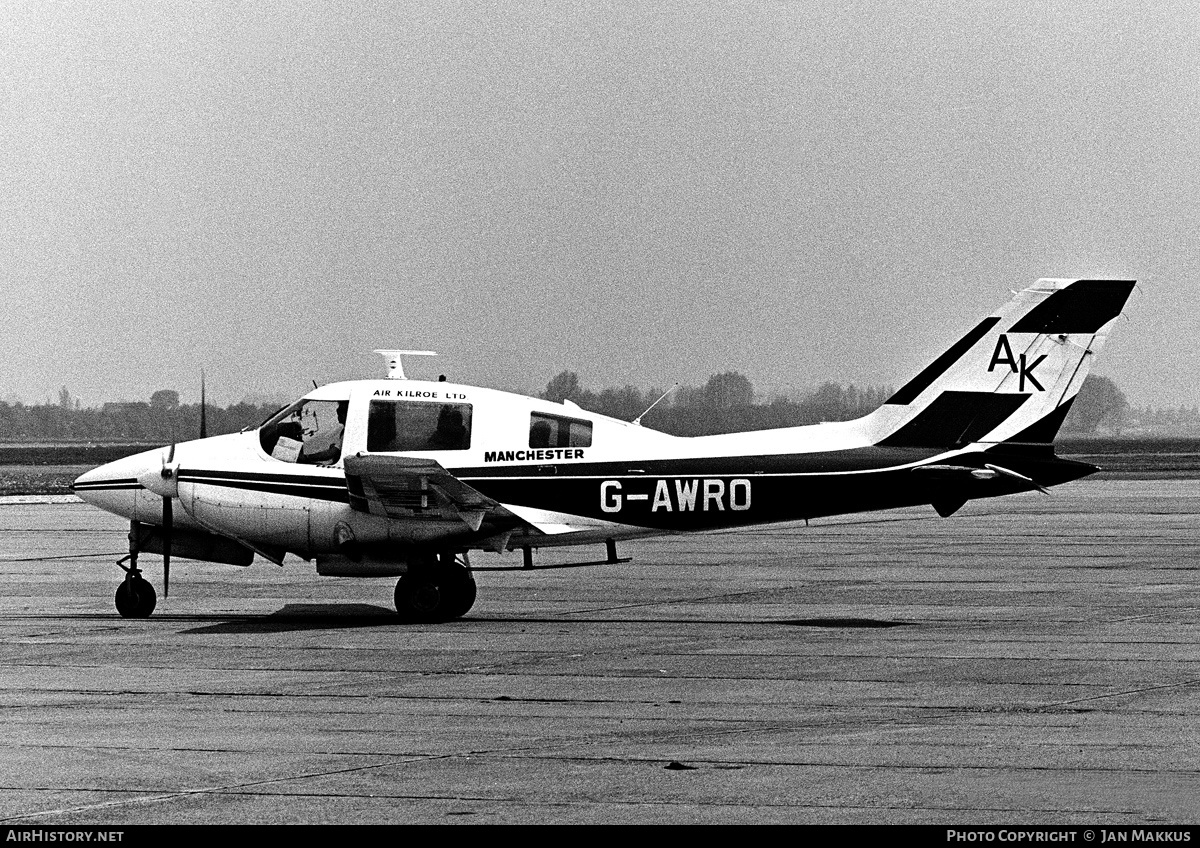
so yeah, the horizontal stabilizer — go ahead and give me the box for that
[984,462,1049,494]
[912,462,1049,493]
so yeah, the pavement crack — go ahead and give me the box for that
[0,753,464,823]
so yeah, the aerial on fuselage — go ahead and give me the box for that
[72,278,1137,621]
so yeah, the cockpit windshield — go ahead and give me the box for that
[259,399,348,465]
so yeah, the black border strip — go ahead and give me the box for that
[181,468,347,488]
[885,316,1001,406]
[451,446,942,480]
[1009,280,1135,334]
[179,476,347,503]
[68,477,140,491]
[179,469,350,503]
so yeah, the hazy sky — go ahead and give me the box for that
[3,0,1197,409]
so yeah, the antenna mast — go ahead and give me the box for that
[374,349,437,380]
[632,383,678,426]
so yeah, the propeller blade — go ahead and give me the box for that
[161,444,175,599]
[162,495,172,599]
[200,370,207,439]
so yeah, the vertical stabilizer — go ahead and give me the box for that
[861,279,1135,449]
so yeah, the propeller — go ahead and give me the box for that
[160,443,176,598]
[137,375,208,600]
[179,370,208,596]
[137,442,178,596]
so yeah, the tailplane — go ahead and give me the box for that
[862,279,1135,449]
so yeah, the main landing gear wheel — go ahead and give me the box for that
[394,557,476,623]
[114,573,157,618]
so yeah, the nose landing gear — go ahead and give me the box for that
[114,520,160,619]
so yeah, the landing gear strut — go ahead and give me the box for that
[394,552,476,623]
[114,520,158,618]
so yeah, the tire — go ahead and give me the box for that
[394,560,476,623]
[115,576,157,618]
[444,570,477,619]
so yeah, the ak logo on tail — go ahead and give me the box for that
[988,335,1046,392]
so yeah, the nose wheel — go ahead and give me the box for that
[114,572,157,618]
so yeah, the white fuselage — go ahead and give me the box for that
[72,377,919,564]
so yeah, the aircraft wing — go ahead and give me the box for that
[497,503,614,536]
[342,454,603,541]
[343,454,499,532]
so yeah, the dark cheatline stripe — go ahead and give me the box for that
[178,469,349,503]
[879,391,1029,448]
[451,446,943,480]
[70,478,142,492]
[181,468,346,488]
[189,479,350,502]
[1009,280,1135,334]
[885,317,1001,406]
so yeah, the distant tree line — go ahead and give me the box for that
[544,371,1137,437]
[543,370,896,436]
[1130,404,1200,429]
[0,373,1151,442]
[0,388,279,442]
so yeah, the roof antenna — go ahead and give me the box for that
[199,369,207,439]
[374,349,437,380]
[632,383,678,426]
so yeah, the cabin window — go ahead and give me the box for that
[529,412,592,448]
[367,400,473,452]
[259,399,348,464]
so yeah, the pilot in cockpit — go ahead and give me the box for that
[299,401,348,466]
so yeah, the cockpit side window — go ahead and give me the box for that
[529,412,592,448]
[367,401,472,452]
[259,400,348,464]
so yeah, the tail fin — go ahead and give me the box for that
[862,279,1135,449]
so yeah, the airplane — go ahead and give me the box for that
[72,278,1136,621]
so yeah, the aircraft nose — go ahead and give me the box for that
[71,449,162,512]
[71,464,102,494]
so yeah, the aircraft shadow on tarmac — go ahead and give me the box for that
[181,603,402,634]
[180,606,911,634]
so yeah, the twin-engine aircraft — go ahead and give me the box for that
[73,279,1136,620]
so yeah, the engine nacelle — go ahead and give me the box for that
[314,553,408,577]
[135,526,254,567]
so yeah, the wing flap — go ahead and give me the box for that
[343,455,620,539]
[343,454,499,527]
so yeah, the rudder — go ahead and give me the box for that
[862,279,1135,449]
